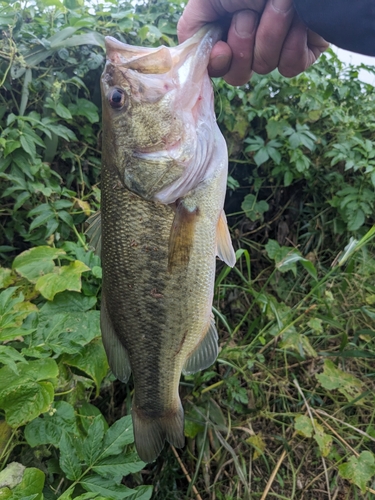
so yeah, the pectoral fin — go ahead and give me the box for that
[101,294,132,383]
[85,211,102,257]
[168,201,199,272]
[216,210,236,267]
[182,317,219,375]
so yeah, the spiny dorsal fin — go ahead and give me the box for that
[85,211,102,258]
[216,210,236,267]
[101,294,131,383]
[182,317,219,375]
[168,201,199,272]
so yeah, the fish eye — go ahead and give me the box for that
[109,88,126,109]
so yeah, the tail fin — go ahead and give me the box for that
[132,403,185,463]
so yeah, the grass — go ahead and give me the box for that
[144,226,375,500]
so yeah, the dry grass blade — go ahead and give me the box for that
[170,445,203,500]
[259,447,289,500]
[293,378,332,500]
[315,409,375,444]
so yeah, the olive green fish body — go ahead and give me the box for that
[91,26,236,462]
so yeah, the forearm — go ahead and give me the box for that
[294,0,375,55]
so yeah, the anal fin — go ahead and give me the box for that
[182,317,219,375]
[85,211,102,257]
[101,294,131,383]
[216,210,236,267]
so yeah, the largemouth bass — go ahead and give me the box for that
[87,26,235,463]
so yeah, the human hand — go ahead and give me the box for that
[177,0,329,86]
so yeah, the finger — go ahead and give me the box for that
[177,0,266,43]
[208,41,232,78]
[278,15,329,77]
[252,0,294,74]
[222,9,259,86]
[177,0,218,43]
[306,29,330,63]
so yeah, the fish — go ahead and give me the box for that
[86,25,236,463]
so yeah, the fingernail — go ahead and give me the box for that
[271,0,293,14]
[234,10,257,38]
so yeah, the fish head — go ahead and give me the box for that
[101,26,224,202]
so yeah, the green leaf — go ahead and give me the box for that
[35,260,90,300]
[29,212,55,231]
[313,421,332,457]
[0,358,58,392]
[69,99,99,124]
[12,246,66,283]
[83,415,105,466]
[25,401,78,447]
[57,210,74,227]
[246,433,266,460]
[0,268,14,289]
[0,346,26,374]
[42,121,77,141]
[123,485,152,500]
[10,468,45,500]
[63,338,109,395]
[34,310,100,355]
[77,402,109,435]
[280,329,317,358]
[0,292,37,337]
[347,208,365,231]
[284,170,294,187]
[300,259,318,280]
[0,359,58,426]
[80,475,148,500]
[294,415,332,457]
[241,194,269,221]
[265,239,280,260]
[294,415,313,438]
[316,360,363,402]
[338,451,375,492]
[184,418,204,439]
[4,140,21,156]
[253,147,269,166]
[59,433,83,481]
[55,101,73,120]
[40,291,97,314]
[92,453,145,479]
[307,318,323,333]
[19,134,36,157]
[73,494,104,500]
[0,381,54,427]
[101,415,134,459]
